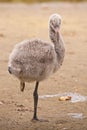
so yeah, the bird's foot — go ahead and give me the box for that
[31,117,49,122]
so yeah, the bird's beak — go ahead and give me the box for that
[55,27,60,41]
[55,26,59,33]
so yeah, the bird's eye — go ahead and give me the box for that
[54,25,59,28]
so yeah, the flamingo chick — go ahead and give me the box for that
[8,14,65,121]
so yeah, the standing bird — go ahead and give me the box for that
[8,14,65,121]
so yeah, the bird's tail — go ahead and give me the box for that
[8,66,21,75]
[8,66,12,74]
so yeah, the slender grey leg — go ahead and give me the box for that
[20,81,25,92]
[32,81,39,120]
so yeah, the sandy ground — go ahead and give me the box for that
[0,2,87,130]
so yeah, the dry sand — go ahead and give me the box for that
[0,2,87,130]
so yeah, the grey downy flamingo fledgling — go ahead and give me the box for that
[8,14,65,121]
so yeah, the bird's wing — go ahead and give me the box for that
[37,45,55,64]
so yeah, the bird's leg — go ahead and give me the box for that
[20,81,25,92]
[32,81,39,121]
[32,82,49,122]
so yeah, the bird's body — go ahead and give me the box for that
[8,14,65,121]
[8,39,58,82]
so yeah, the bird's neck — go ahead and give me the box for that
[49,28,65,65]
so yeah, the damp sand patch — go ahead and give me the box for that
[39,92,87,103]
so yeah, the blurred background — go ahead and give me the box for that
[0,0,87,3]
[0,0,87,129]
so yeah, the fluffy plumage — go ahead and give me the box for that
[8,39,57,82]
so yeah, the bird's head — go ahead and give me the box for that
[49,14,62,33]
